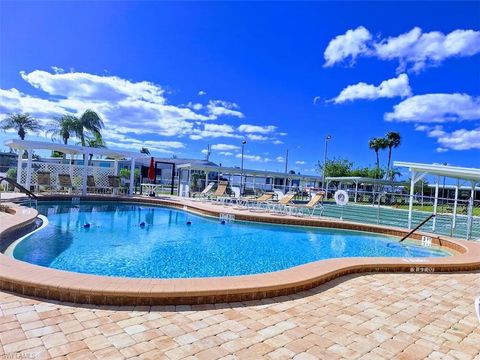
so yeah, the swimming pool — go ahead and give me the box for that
[8,201,450,278]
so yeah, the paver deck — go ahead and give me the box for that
[1,272,479,359]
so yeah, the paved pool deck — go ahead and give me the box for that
[1,272,479,359]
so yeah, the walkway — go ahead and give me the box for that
[1,272,479,359]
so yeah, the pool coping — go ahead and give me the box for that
[1,195,479,305]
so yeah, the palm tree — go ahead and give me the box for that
[0,113,42,140]
[85,131,106,165]
[140,147,150,155]
[369,137,388,175]
[47,115,77,145]
[72,110,104,147]
[385,131,401,177]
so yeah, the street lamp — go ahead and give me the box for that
[240,140,247,195]
[322,135,332,192]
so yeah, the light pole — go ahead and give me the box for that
[322,135,332,192]
[240,140,246,195]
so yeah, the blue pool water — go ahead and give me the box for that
[10,202,450,278]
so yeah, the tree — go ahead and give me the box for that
[71,110,104,147]
[385,131,401,178]
[140,147,150,155]
[368,137,388,175]
[0,113,42,140]
[85,131,106,165]
[47,115,77,145]
[317,158,353,178]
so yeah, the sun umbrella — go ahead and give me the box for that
[147,157,155,182]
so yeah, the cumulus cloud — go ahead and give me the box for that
[238,124,277,134]
[198,90,207,96]
[324,27,480,72]
[1,69,287,152]
[211,143,240,151]
[247,134,269,141]
[275,156,285,163]
[235,153,271,162]
[324,26,372,67]
[295,160,306,165]
[415,124,480,151]
[332,74,412,103]
[218,151,233,156]
[434,127,480,150]
[385,93,480,123]
[189,123,241,140]
[21,70,166,103]
[206,100,244,118]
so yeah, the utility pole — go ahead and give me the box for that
[322,135,332,191]
[283,149,289,193]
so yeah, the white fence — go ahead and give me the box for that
[19,161,115,189]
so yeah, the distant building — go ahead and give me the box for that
[0,152,17,174]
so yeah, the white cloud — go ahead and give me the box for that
[218,151,233,156]
[206,100,244,118]
[375,27,480,72]
[435,127,480,150]
[275,156,285,163]
[436,147,448,153]
[235,153,271,162]
[186,102,203,111]
[324,26,372,67]
[416,124,480,151]
[189,123,241,140]
[332,74,412,104]
[295,160,306,165]
[324,27,480,72]
[385,93,480,123]
[247,134,269,141]
[21,70,166,103]
[201,149,209,155]
[198,90,207,96]
[1,69,287,152]
[313,96,321,105]
[211,143,240,151]
[238,124,276,134]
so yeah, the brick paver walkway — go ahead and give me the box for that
[1,272,479,360]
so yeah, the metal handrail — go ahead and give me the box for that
[0,177,38,200]
[399,214,436,242]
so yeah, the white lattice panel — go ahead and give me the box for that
[21,162,114,190]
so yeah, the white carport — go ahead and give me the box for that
[5,139,146,196]
[395,161,480,237]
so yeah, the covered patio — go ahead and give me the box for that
[395,161,480,238]
[4,139,147,196]
[176,163,322,198]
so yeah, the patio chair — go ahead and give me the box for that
[108,175,120,195]
[288,191,325,217]
[36,171,51,193]
[192,182,215,199]
[268,191,297,214]
[58,174,75,193]
[237,192,275,209]
[87,175,100,193]
[210,181,233,204]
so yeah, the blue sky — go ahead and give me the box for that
[0,1,479,176]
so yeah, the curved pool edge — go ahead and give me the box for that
[1,195,479,306]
